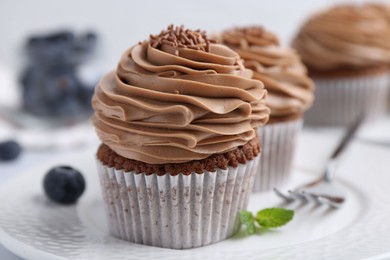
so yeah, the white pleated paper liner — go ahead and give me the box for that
[305,73,390,126]
[96,156,259,249]
[254,118,302,192]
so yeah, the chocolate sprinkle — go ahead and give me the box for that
[149,24,216,54]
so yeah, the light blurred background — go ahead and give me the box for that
[0,0,389,105]
[2,0,389,70]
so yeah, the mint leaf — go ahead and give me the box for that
[255,208,294,229]
[240,210,256,234]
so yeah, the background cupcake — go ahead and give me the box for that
[220,26,314,192]
[293,4,390,126]
[366,2,390,21]
[366,3,390,112]
[92,25,270,249]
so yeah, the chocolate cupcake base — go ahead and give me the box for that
[96,141,259,249]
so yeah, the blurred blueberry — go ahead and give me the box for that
[80,86,95,110]
[20,29,99,118]
[0,140,22,161]
[27,36,46,48]
[43,166,85,204]
[84,32,97,42]
[45,31,74,44]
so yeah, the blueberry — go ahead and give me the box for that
[80,86,95,110]
[27,36,47,48]
[45,31,74,45]
[27,31,73,47]
[43,166,86,204]
[84,32,97,41]
[21,29,100,118]
[81,32,98,50]
[0,140,22,161]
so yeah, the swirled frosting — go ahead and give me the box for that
[292,4,390,71]
[366,3,390,28]
[92,25,269,164]
[220,26,314,119]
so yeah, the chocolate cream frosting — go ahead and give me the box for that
[92,25,269,164]
[292,4,390,71]
[366,3,390,19]
[220,26,314,119]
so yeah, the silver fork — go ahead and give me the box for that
[274,116,364,208]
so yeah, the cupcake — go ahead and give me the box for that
[293,4,390,126]
[92,25,269,249]
[220,26,314,192]
[366,3,390,112]
[365,3,390,24]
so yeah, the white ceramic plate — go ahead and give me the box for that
[0,130,390,260]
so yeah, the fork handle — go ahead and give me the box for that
[324,115,364,182]
[330,115,364,160]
